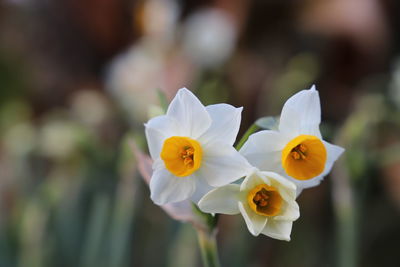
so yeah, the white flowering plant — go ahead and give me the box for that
[136,86,344,267]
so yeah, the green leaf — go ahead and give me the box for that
[235,124,260,150]
[191,203,217,232]
[157,89,169,112]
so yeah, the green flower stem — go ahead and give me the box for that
[196,228,221,267]
[235,123,260,150]
[191,204,221,267]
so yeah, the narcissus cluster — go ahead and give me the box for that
[144,86,344,241]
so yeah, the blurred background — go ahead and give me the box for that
[1,0,400,266]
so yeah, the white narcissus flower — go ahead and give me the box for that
[198,169,300,241]
[240,85,345,193]
[145,88,251,205]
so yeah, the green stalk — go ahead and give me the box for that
[196,229,221,267]
[331,143,358,267]
[191,204,221,267]
[235,124,260,150]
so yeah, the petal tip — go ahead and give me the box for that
[150,194,165,206]
[177,87,192,95]
[250,230,259,237]
[178,86,189,90]
[174,87,192,100]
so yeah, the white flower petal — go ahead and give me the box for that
[150,168,196,205]
[238,201,268,236]
[274,201,300,221]
[198,142,252,187]
[166,88,211,138]
[279,85,322,139]
[242,171,299,221]
[240,169,269,191]
[323,141,345,175]
[145,115,179,159]
[190,176,214,203]
[199,104,242,145]
[152,158,164,170]
[233,170,299,239]
[261,171,296,191]
[260,171,297,201]
[262,220,293,241]
[198,184,240,215]
[292,140,345,191]
[162,201,196,223]
[295,187,304,197]
[239,130,286,172]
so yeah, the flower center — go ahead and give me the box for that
[160,136,202,177]
[281,135,327,180]
[290,143,307,160]
[247,184,282,216]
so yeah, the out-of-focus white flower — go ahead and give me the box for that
[240,85,344,194]
[3,123,36,157]
[145,88,251,205]
[182,8,237,67]
[141,0,179,44]
[38,120,84,159]
[390,59,400,108]
[106,0,190,122]
[199,169,299,241]
[106,42,163,121]
[106,38,191,122]
[70,89,111,128]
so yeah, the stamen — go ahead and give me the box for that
[290,144,307,160]
[291,151,301,160]
[183,157,193,166]
[247,185,282,217]
[253,189,270,207]
[259,199,268,207]
[299,144,307,153]
[186,148,194,156]
[253,194,262,202]
[181,146,195,166]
